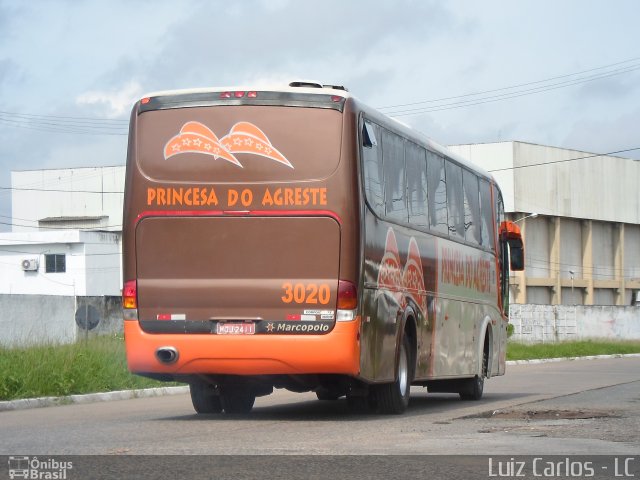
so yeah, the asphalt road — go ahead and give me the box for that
[1,357,638,457]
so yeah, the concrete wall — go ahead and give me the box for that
[509,304,640,343]
[0,294,123,347]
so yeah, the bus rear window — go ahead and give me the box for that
[135,105,343,183]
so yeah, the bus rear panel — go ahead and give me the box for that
[123,88,361,384]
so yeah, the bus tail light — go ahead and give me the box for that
[123,280,139,320]
[220,91,258,99]
[336,280,357,321]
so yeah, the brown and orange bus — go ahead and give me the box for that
[122,82,524,415]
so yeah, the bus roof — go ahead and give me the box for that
[137,84,495,183]
[352,97,495,182]
[140,84,353,101]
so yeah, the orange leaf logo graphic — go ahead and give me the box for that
[164,121,242,167]
[377,228,427,315]
[220,122,293,168]
[163,121,293,169]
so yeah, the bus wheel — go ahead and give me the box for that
[375,335,412,414]
[189,381,223,414]
[460,345,488,401]
[221,390,256,414]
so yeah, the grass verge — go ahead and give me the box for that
[0,335,180,401]
[2,337,639,401]
[506,339,640,361]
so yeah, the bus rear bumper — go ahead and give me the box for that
[124,319,361,377]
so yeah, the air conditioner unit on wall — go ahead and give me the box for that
[21,258,39,271]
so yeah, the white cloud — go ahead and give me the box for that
[75,81,143,118]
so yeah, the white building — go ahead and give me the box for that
[449,141,640,306]
[0,230,121,296]
[3,166,125,297]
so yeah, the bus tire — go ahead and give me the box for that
[346,394,371,414]
[375,335,412,414]
[189,381,223,414]
[459,343,488,401]
[221,390,256,414]
[316,388,341,401]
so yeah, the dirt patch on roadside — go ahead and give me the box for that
[466,408,617,421]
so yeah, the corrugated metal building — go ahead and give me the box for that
[449,141,640,306]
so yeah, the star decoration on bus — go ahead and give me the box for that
[164,121,241,167]
[163,121,293,168]
[220,122,293,168]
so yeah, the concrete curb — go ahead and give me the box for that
[0,385,189,412]
[2,354,639,412]
[505,352,640,365]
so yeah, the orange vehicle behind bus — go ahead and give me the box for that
[122,82,524,414]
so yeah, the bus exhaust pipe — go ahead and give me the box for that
[155,346,179,364]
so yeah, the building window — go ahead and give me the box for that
[45,254,66,273]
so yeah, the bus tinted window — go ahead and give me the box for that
[382,129,407,222]
[463,170,481,245]
[405,141,428,228]
[362,121,384,216]
[445,161,464,239]
[479,178,495,248]
[427,151,448,234]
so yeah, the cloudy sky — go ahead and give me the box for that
[1,0,639,227]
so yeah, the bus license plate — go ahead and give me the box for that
[216,323,255,335]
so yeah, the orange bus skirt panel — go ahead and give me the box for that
[124,318,361,376]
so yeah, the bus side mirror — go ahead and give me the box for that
[509,244,524,271]
[499,220,525,271]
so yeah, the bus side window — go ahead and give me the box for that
[427,151,448,235]
[382,129,408,222]
[462,170,481,245]
[445,161,464,240]
[406,141,428,228]
[362,121,385,216]
[496,191,505,238]
[479,179,495,249]
[363,121,377,147]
